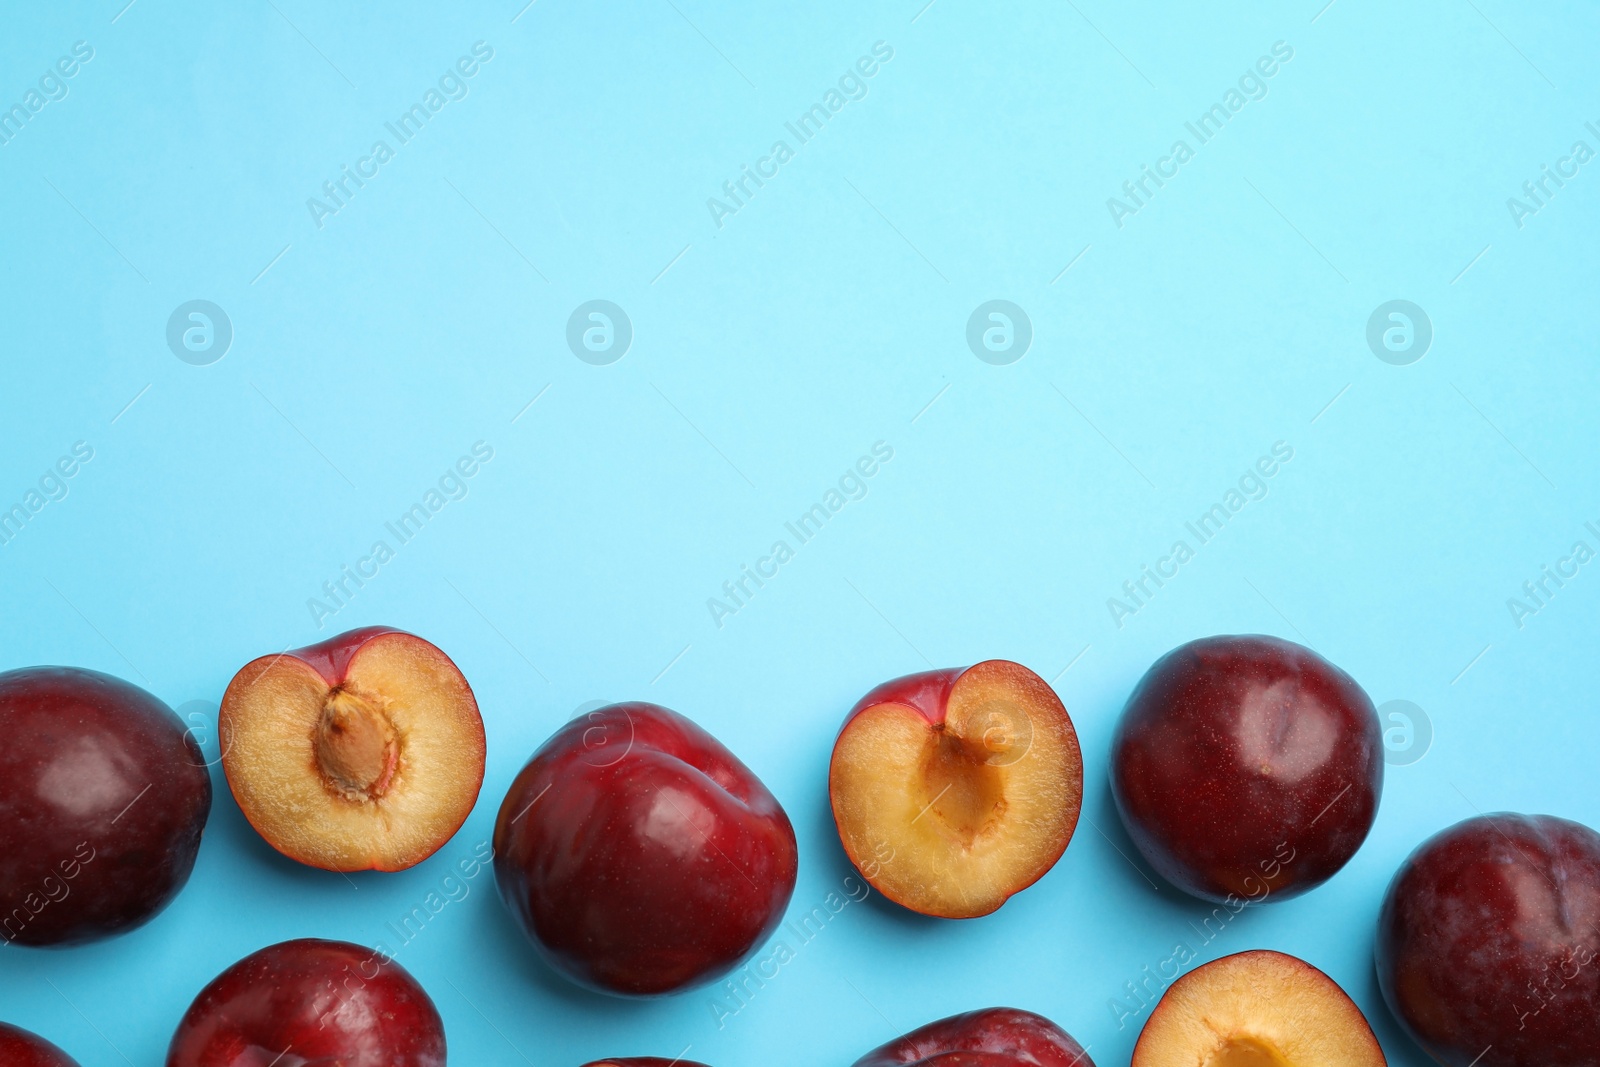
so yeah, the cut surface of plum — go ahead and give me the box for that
[220,627,484,872]
[1131,950,1385,1067]
[829,660,1083,918]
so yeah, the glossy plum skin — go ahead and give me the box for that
[280,625,399,686]
[167,938,446,1067]
[852,1008,1096,1067]
[847,666,966,723]
[494,702,798,996]
[0,667,212,946]
[1110,635,1382,904]
[581,1060,714,1067]
[0,1023,81,1067]
[1377,813,1600,1067]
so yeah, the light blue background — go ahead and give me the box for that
[2,1,1597,1064]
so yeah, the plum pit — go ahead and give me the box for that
[315,687,400,801]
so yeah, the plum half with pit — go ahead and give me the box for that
[219,627,485,872]
[0,667,212,946]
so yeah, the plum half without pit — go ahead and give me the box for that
[219,627,485,872]
[828,661,1084,919]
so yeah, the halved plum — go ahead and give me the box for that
[1132,950,1385,1067]
[828,661,1083,918]
[219,627,484,872]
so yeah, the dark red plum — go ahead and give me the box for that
[1377,813,1600,1067]
[852,1008,1095,1067]
[494,702,798,996]
[0,667,212,946]
[1111,635,1382,903]
[0,1023,82,1067]
[582,1060,714,1067]
[167,938,446,1067]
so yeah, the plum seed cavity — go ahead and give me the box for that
[1206,1035,1291,1067]
[920,730,1009,845]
